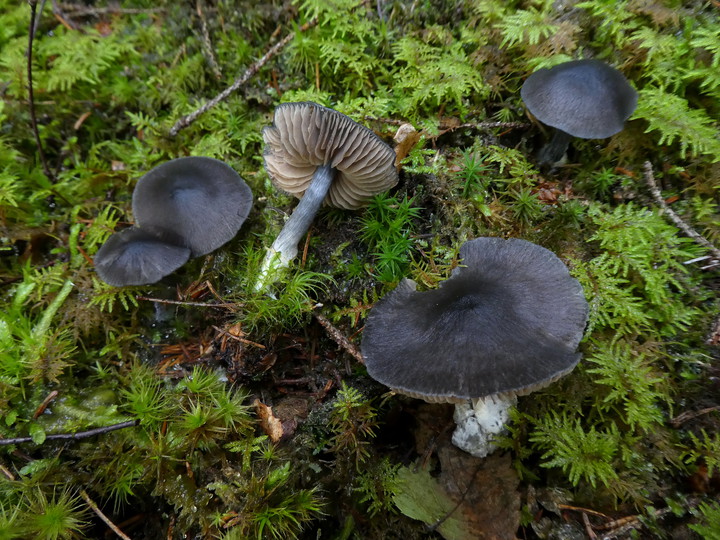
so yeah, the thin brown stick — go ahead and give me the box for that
[80,489,132,540]
[212,325,266,348]
[643,161,720,262]
[51,0,79,31]
[300,229,312,268]
[670,406,720,428]
[364,115,530,131]
[169,18,318,136]
[27,1,53,181]
[135,296,239,309]
[582,512,598,540]
[0,464,15,481]
[557,504,610,520]
[58,3,164,16]
[313,309,364,364]
[455,120,530,130]
[32,390,59,419]
[0,419,138,446]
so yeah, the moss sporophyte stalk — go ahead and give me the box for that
[1,0,719,538]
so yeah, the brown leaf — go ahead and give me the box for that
[254,399,283,443]
[393,123,422,170]
[408,403,520,539]
[437,444,521,540]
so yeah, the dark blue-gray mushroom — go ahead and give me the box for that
[132,156,253,257]
[93,227,190,287]
[521,59,638,164]
[361,237,588,456]
[256,102,398,289]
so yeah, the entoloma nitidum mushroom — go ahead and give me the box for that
[94,227,191,287]
[257,101,398,288]
[361,237,588,457]
[521,59,638,165]
[94,157,252,286]
[132,157,253,257]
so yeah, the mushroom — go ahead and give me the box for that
[520,59,638,165]
[257,101,398,288]
[360,237,589,457]
[132,156,253,257]
[93,227,191,287]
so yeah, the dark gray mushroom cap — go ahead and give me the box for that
[361,237,589,402]
[521,59,638,139]
[94,227,190,287]
[262,102,398,210]
[132,157,253,257]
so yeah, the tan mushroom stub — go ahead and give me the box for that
[263,102,398,210]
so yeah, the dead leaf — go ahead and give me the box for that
[254,399,283,443]
[406,402,521,539]
[438,446,521,539]
[272,397,310,440]
[393,123,421,170]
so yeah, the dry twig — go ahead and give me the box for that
[136,296,239,309]
[32,390,59,419]
[80,489,132,540]
[27,1,53,181]
[58,3,164,16]
[670,406,720,428]
[643,161,720,264]
[0,420,138,446]
[313,308,364,364]
[582,512,598,540]
[169,18,318,136]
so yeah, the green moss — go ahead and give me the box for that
[1,0,719,536]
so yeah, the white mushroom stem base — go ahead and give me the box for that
[451,395,517,458]
[255,164,334,291]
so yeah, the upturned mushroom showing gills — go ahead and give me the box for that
[93,227,191,287]
[132,156,253,257]
[361,237,589,457]
[257,101,398,289]
[521,59,638,165]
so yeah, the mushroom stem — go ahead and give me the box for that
[256,163,335,290]
[537,128,573,165]
[451,395,517,458]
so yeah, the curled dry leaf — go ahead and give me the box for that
[254,399,284,443]
[393,123,422,170]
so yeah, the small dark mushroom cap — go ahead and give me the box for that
[94,227,190,286]
[521,59,638,139]
[262,102,398,209]
[132,157,253,257]
[361,237,589,402]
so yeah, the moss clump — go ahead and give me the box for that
[1,0,719,537]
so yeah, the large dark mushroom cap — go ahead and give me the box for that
[262,102,398,210]
[361,237,589,402]
[521,59,638,139]
[94,227,190,287]
[132,157,253,257]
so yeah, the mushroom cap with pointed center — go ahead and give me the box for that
[521,59,638,139]
[132,156,253,257]
[94,227,191,286]
[262,102,398,210]
[360,237,589,402]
